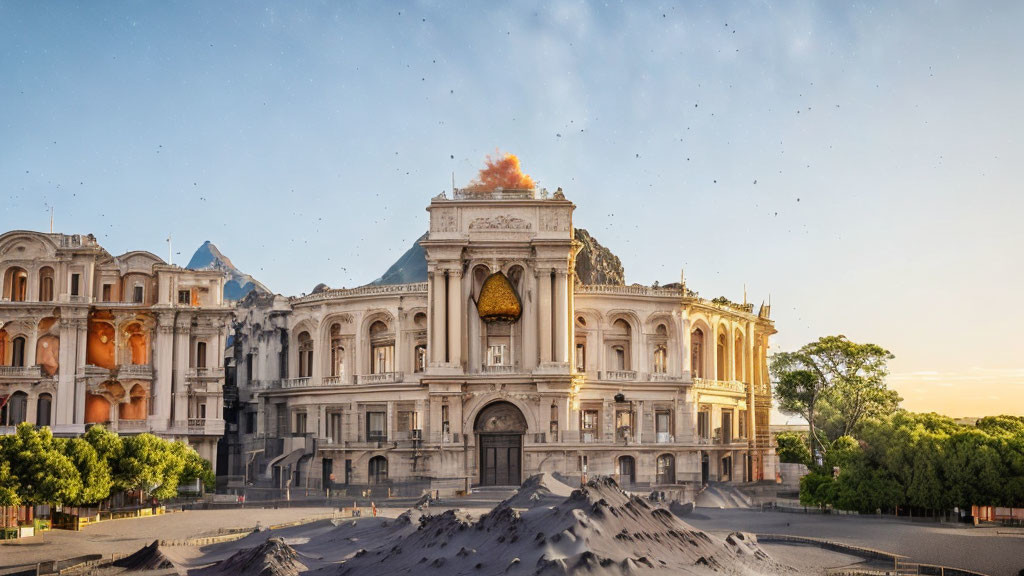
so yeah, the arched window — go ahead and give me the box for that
[298,331,313,377]
[330,323,344,378]
[717,332,727,380]
[607,319,632,371]
[653,345,668,374]
[618,455,636,485]
[36,393,52,426]
[691,328,704,378]
[369,321,394,375]
[4,267,28,302]
[368,455,388,484]
[38,267,54,301]
[2,391,28,425]
[656,454,676,484]
[11,336,26,367]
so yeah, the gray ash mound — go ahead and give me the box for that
[201,537,306,576]
[320,477,784,575]
[505,472,575,508]
[113,540,179,572]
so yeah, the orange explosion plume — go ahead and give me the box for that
[465,152,535,191]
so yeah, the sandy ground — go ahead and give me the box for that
[0,507,335,572]
[685,507,1024,576]
[757,543,870,575]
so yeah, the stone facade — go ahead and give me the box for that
[0,231,232,469]
[227,188,777,496]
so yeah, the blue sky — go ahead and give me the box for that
[2,1,1022,416]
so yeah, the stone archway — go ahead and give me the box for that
[474,401,527,486]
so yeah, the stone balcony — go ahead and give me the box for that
[692,378,747,395]
[116,364,153,380]
[480,364,519,375]
[0,365,43,379]
[599,370,638,382]
[171,418,226,436]
[186,367,225,381]
[357,372,403,385]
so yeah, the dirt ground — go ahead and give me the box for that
[685,507,1024,576]
[0,507,335,573]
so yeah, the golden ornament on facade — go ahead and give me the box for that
[476,272,522,323]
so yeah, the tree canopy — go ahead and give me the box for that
[771,335,900,456]
[0,423,215,507]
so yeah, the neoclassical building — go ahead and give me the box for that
[0,231,232,468]
[228,188,776,496]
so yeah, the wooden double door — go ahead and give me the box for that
[479,433,522,486]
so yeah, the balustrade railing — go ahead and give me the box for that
[281,377,313,389]
[692,378,746,394]
[357,372,403,384]
[480,364,518,374]
[0,365,42,377]
[649,372,682,382]
[117,364,153,378]
[601,370,637,381]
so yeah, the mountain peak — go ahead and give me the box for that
[186,241,270,300]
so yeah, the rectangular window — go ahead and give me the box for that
[698,410,710,440]
[581,409,599,433]
[329,412,343,444]
[575,343,586,371]
[199,403,207,419]
[397,410,417,432]
[441,404,450,434]
[366,411,386,442]
[71,273,80,296]
[178,289,191,305]
[487,344,506,366]
[738,409,748,439]
[294,411,307,435]
[614,347,626,370]
[133,285,143,303]
[656,411,671,443]
[102,284,112,302]
[414,345,427,373]
[371,344,394,374]
[245,412,256,434]
[722,410,733,444]
[196,341,207,368]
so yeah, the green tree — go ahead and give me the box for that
[63,438,113,505]
[772,335,900,456]
[775,431,811,465]
[170,441,215,492]
[1,424,82,506]
[114,434,185,500]
[0,461,20,507]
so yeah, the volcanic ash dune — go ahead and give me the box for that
[319,477,784,576]
[198,537,307,576]
[112,540,181,573]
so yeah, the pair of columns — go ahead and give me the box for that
[537,268,570,365]
[429,268,463,366]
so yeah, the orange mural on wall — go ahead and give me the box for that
[36,335,59,376]
[85,394,110,424]
[119,384,148,420]
[125,323,148,365]
[87,319,116,369]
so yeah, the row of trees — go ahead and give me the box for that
[0,423,214,508]
[797,414,1024,513]
[773,335,1024,514]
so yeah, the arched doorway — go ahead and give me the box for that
[368,455,388,485]
[474,401,526,486]
[618,455,636,486]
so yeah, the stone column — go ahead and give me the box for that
[394,305,404,373]
[537,269,552,364]
[522,268,538,370]
[173,316,191,426]
[25,322,38,367]
[634,401,643,444]
[56,319,76,426]
[431,271,447,364]
[447,269,462,368]
[554,270,568,364]
[75,321,87,423]
[153,313,176,429]
[726,324,736,381]
[709,322,718,380]
[681,311,692,375]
